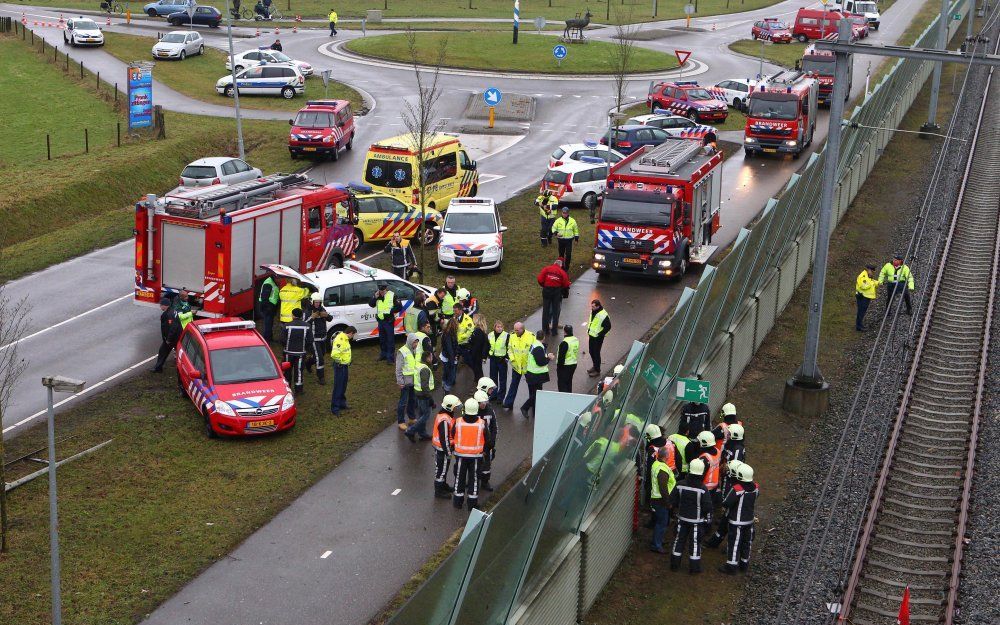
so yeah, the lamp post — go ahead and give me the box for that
[41,375,86,625]
[224,0,246,159]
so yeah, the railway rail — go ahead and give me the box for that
[836,41,1000,625]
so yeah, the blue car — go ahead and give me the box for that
[167,5,222,27]
[599,124,674,155]
[144,0,190,16]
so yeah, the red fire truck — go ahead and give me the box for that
[799,41,852,106]
[593,138,724,280]
[743,70,818,158]
[134,173,361,317]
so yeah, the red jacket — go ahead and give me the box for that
[537,263,571,290]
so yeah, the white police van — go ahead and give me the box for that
[436,197,506,271]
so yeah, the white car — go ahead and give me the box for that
[226,48,314,76]
[627,113,716,140]
[549,142,625,169]
[436,197,506,271]
[63,18,104,47]
[263,262,433,341]
[216,64,305,99]
[714,79,761,111]
[152,31,205,60]
[540,158,609,212]
[179,157,263,187]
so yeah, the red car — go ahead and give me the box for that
[288,99,356,160]
[646,81,729,123]
[176,318,296,438]
[751,19,793,43]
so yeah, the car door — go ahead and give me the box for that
[194,6,212,24]
[238,66,264,93]
[343,279,378,336]
[377,196,417,232]
[354,197,383,239]
[185,32,197,54]
[650,129,670,146]
[219,160,239,184]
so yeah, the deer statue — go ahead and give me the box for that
[563,9,592,40]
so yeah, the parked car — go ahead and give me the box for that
[845,13,870,38]
[144,0,190,16]
[646,80,729,123]
[540,158,609,212]
[600,125,673,155]
[549,142,624,169]
[714,78,761,111]
[216,64,306,99]
[751,19,793,42]
[179,157,263,187]
[791,8,860,42]
[627,113,716,140]
[63,18,104,47]
[352,186,442,246]
[289,99,354,160]
[227,48,314,76]
[167,5,222,27]
[152,30,205,60]
[437,197,506,271]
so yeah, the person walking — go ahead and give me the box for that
[855,263,878,331]
[328,7,338,35]
[305,293,332,384]
[278,278,309,337]
[439,318,459,392]
[405,351,436,442]
[536,190,559,246]
[521,330,553,418]
[502,322,532,409]
[879,254,915,316]
[537,257,571,336]
[551,207,580,268]
[649,446,677,554]
[586,299,611,377]
[329,326,356,415]
[670,457,713,574]
[487,321,509,402]
[369,283,400,363]
[283,308,313,396]
[432,395,462,498]
[257,271,280,343]
[473,390,498,492]
[453,398,488,510]
[384,233,416,279]
[717,464,759,574]
[468,315,489,382]
[152,297,183,372]
[395,334,419,432]
[556,324,579,393]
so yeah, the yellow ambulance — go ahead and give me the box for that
[363,133,479,210]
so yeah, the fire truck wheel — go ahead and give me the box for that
[289,151,299,159]
[673,256,688,280]
[329,145,340,161]
[354,229,365,246]
[582,192,598,212]
[796,34,808,42]
[328,254,344,269]
[281,87,295,99]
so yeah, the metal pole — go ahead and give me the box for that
[966,0,974,39]
[46,386,62,625]
[224,0,245,159]
[923,0,951,131]
[512,0,519,44]
[759,39,764,82]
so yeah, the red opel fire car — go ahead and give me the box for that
[751,19,793,43]
[176,318,296,438]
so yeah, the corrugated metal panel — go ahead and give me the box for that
[777,244,798,311]
[254,212,281,274]
[230,220,254,295]
[729,299,757,385]
[755,269,779,350]
[795,220,815,284]
[697,333,731,416]
[161,222,206,292]
[580,471,635,612]
[509,538,581,625]
[280,207,301,267]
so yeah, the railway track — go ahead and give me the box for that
[837,48,1000,625]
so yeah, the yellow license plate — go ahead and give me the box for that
[247,419,275,428]
[622,257,642,265]
[763,148,777,153]
[459,257,480,264]
[303,147,317,152]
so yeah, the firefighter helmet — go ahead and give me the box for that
[442,395,462,412]
[473,390,490,404]
[727,459,744,477]
[476,377,496,394]
[697,430,716,448]
[644,424,662,440]
[463,397,479,416]
[729,423,745,441]
[602,390,614,405]
[579,411,593,427]
[456,287,471,300]
[689,458,706,476]
[722,402,737,417]
[310,292,322,303]
[736,464,754,482]
[613,364,625,376]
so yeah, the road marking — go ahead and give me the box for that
[2,355,156,435]
[0,293,133,352]
[391,488,402,496]
[320,550,333,559]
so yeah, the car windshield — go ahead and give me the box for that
[855,1,877,11]
[443,212,496,234]
[600,197,672,227]
[802,57,834,74]
[210,346,279,385]
[294,112,334,127]
[75,19,99,29]
[848,15,866,24]
[767,21,788,29]
[268,51,292,62]
[181,165,218,179]
[551,147,566,160]
[365,158,413,189]
[685,88,714,101]
[161,33,186,42]
[542,169,570,184]
[748,98,799,120]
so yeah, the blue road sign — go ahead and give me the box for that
[483,87,503,107]
[553,44,568,60]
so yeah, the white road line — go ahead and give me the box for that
[0,293,133,351]
[320,550,333,559]
[1,355,156,435]
[358,249,383,263]
[391,488,402,496]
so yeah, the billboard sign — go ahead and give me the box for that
[127,64,154,129]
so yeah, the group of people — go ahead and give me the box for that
[535,192,582,267]
[152,290,194,373]
[639,401,758,575]
[855,254,916,331]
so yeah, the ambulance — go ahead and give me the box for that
[363,133,479,210]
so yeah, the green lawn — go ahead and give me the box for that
[346,31,677,74]
[101,31,364,112]
[728,38,806,70]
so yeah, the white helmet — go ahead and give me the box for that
[602,390,614,405]
[697,430,716,448]
[578,411,593,427]
[729,423,745,441]
[644,424,662,440]
[721,402,737,417]
[463,397,480,416]
[456,287,471,300]
[727,459,744,478]
[473,390,490,404]
[736,464,754,482]
[310,292,323,303]
[442,395,462,412]
[613,364,625,376]
[477,377,496,393]
[689,458,706,476]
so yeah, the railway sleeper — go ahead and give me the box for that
[861,573,942,591]
[880,507,955,525]
[872,532,953,550]
[854,602,939,622]
[886,485,959,503]
[859,587,943,606]
[865,558,949,576]
[892,466,964,481]
[884,497,958,513]
[891,454,963,472]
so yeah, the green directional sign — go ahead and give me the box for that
[952,12,962,20]
[676,377,710,403]
[640,358,664,389]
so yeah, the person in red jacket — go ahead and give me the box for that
[537,257,571,337]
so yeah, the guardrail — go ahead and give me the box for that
[385,2,973,623]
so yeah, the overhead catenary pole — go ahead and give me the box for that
[922,0,952,132]
[224,0,245,159]
[512,0,519,44]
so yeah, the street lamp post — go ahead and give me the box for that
[224,0,246,159]
[41,375,86,625]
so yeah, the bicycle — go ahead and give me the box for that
[100,0,124,14]
[230,6,254,20]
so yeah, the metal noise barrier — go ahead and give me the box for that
[383,2,973,623]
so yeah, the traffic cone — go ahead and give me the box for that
[292,25,297,33]
[712,22,716,31]
[21,11,26,24]
[59,12,64,23]
[106,16,111,26]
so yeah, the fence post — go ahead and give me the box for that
[65,52,69,71]
[80,60,84,79]
[97,71,100,90]
[85,128,89,153]
[115,83,119,105]
[117,122,121,147]
[46,134,51,161]
[30,29,33,44]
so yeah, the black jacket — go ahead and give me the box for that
[669,475,713,523]
[440,332,458,363]
[481,404,498,450]
[160,308,181,343]
[722,481,759,525]
[680,402,711,436]
[469,328,489,363]
[384,243,416,268]
[283,320,313,355]
[722,440,746,465]
[306,304,331,340]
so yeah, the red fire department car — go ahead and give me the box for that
[800,42,853,106]
[646,81,729,123]
[134,173,361,317]
[288,99,355,161]
[743,70,818,158]
[593,138,724,280]
[751,18,793,43]
[176,318,296,438]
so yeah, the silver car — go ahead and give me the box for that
[179,157,263,187]
[152,31,205,61]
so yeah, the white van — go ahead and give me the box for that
[832,0,880,29]
[437,197,506,271]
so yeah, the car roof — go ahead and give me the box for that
[558,142,612,151]
[166,30,198,36]
[303,265,405,287]
[192,319,265,350]
[550,159,608,173]
[629,113,687,122]
[186,157,233,167]
[615,124,656,131]
[447,198,496,212]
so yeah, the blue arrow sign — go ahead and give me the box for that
[483,87,503,107]
[553,44,568,60]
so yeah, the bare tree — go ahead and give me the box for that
[400,29,448,278]
[609,8,639,116]
[0,278,30,553]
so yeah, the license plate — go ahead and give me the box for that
[303,147,317,152]
[763,148,777,153]
[459,257,480,264]
[247,419,275,428]
[621,257,643,265]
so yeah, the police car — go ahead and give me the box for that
[216,64,305,99]
[262,262,433,340]
[646,81,729,123]
[626,113,716,140]
[226,47,314,76]
[549,142,625,169]
[351,183,443,246]
[436,197,506,271]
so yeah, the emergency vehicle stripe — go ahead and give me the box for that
[597,230,671,254]
[365,300,414,337]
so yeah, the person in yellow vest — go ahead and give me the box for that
[649,446,678,553]
[521,330,554,418]
[855,263,878,331]
[551,207,580,268]
[369,283,401,363]
[329,325,356,415]
[501,322,533,409]
[878,254,915,317]
[278,279,309,337]
[556,324,579,392]
[405,350,436,442]
[395,333,420,432]
[328,7,338,36]
[487,320,509,401]
[439,275,461,321]
[587,299,611,377]
[454,303,475,368]
[536,190,559,246]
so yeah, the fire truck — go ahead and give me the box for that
[743,70,818,158]
[799,40,852,106]
[593,138,724,280]
[134,173,361,317]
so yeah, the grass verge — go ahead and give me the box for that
[345,31,678,74]
[728,38,805,69]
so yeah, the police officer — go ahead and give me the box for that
[855,263,878,331]
[257,271,280,343]
[305,293,332,384]
[556,324,579,392]
[152,297,182,372]
[521,330,554,418]
[278,278,308,337]
[432,395,462,498]
[474,390,498,492]
[502,322,532,410]
[670,457,713,574]
[329,325,355,415]
[879,254,915,316]
[405,351,435,442]
[551,207,580,268]
[649,446,677,554]
[328,7,338,35]
[487,321,509,401]
[369,283,400,363]
[586,299,611,377]
[454,303,475,370]
[679,401,711,436]
[718,463,759,574]
[283,308,313,396]
[453,398,489,510]
[439,276,461,321]
[536,190,559,246]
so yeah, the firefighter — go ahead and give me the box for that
[278,278,309,335]
[679,401,711,437]
[521,330,554,418]
[456,287,478,317]
[720,424,747,494]
[305,293,332,384]
[329,326,356,415]
[707,458,744,549]
[536,190,559,246]
[453,397,489,510]
[395,334,419,432]
[433,395,462,498]
[477,376,498,403]
[487,321,509,402]
[474,390,498,492]
[257,271,280,343]
[551,207,580,268]
[502,322,532,410]
[369,283,400,363]
[695,430,722,506]
[879,254,915,316]
[670,457,713,574]
[649,446,677,554]
[666,429,691,477]
[152,297,182,373]
[283,308,313,396]
[556,324,579,393]
[712,402,742,453]
[718,463,759,574]
[384,232,416,279]
[405,350,435,442]
[856,263,878,331]
[586,299,611,377]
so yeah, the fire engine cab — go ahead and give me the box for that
[594,139,724,280]
[799,41,852,106]
[743,70,818,158]
[134,173,361,318]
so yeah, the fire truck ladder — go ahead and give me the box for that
[164,173,311,219]
[768,69,807,86]
[629,139,705,176]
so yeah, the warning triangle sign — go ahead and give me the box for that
[675,49,692,66]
